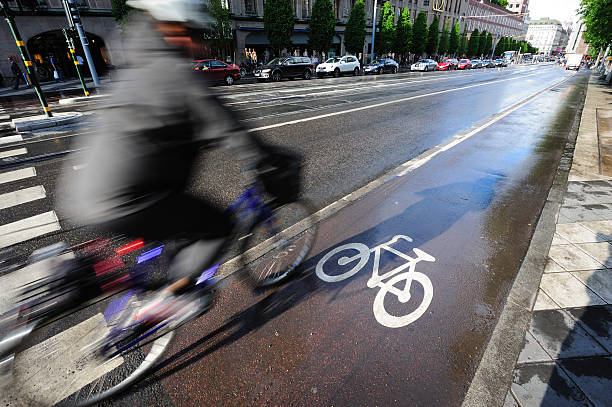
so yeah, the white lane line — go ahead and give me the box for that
[247,70,552,133]
[72,164,86,171]
[0,148,27,159]
[216,72,574,280]
[0,211,61,248]
[2,313,123,406]
[0,135,22,145]
[0,186,46,210]
[0,167,36,184]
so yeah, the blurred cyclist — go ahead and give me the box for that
[59,0,274,322]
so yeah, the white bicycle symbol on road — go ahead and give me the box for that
[316,235,436,328]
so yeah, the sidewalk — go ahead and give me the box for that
[506,74,612,406]
[0,77,110,100]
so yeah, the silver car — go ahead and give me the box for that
[411,59,438,72]
[470,59,482,69]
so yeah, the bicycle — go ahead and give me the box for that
[0,182,317,406]
[315,235,435,328]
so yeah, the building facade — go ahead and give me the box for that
[463,0,525,38]
[526,18,569,56]
[506,0,528,17]
[566,20,588,55]
[233,0,472,64]
[0,0,120,81]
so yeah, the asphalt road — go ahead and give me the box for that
[0,64,589,406]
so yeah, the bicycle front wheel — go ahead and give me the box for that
[241,200,318,286]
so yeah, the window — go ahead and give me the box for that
[211,61,226,68]
[302,0,310,17]
[244,0,257,14]
[423,0,429,5]
[196,61,210,70]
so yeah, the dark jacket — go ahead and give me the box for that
[10,61,22,76]
[60,16,262,225]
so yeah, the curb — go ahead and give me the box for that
[460,75,589,407]
[11,112,84,132]
[58,94,109,105]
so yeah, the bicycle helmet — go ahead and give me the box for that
[126,0,214,29]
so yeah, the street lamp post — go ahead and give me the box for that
[370,0,377,63]
[0,0,52,117]
[62,0,100,87]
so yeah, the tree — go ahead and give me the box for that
[497,36,506,55]
[264,0,295,55]
[344,0,367,56]
[490,0,508,7]
[478,30,488,56]
[467,28,479,57]
[111,0,132,26]
[425,15,439,56]
[579,0,612,51]
[308,0,336,57]
[438,20,450,56]
[485,32,493,56]
[459,27,468,56]
[393,7,412,59]
[204,0,234,59]
[449,22,460,56]
[411,11,428,57]
[375,1,395,55]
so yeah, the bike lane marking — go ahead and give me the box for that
[216,72,575,281]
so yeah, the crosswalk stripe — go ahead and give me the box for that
[0,185,46,210]
[0,211,61,248]
[0,148,27,159]
[0,167,36,184]
[0,135,23,145]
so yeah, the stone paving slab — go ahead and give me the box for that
[540,273,606,308]
[533,289,560,311]
[559,357,612,407]
[529,309,608,359]
[565,306,612,351]
[511,362,593,407]
[555,222,609,243]
[516,331,552,364]
[571,269,612,303]
[547,245,605,271]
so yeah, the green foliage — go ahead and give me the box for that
[467,28,479,57]
[459,27,468,56]
[393,7,412,58]
[375,1,395,55]
[497,36,507,55]
[579,0,612,50]
[204,0,233,57]
[477,30,487,56]
[425,15,439,55]
[485,32,493,56]
[264,0,295,55]
[111,0,132,25]
[489,0,508,7]
[438,21,449,56]
[308,0,336,55]
[411,11,428,56]
[344,0,367,56]
[449,22,460,56]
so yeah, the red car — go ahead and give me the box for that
[457,59,472,70]
[437,59,458,70]
[193,59,240,85]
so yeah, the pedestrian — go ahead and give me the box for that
[8,56,23,90]
[313,55,319,68]
[49,54,63,82]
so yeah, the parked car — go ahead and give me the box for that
[316,55,361,78]
[470,59,482,69]
[193,59,241,85]
[411,59,438,71]
[253,56,314,82]
[363,58,399,74]
[437,58,458,70]
[457,59,472,70]
[493,59,507,67]
[481,59,494,68]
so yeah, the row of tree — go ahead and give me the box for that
[579,0,611,55]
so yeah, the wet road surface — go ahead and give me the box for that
[0,64,588,405]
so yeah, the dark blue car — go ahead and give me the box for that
[363,58,399,75]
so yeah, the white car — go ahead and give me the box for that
[411,59,438,72]
[316,55,361,78]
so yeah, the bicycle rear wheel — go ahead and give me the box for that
[241,199,318,286]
